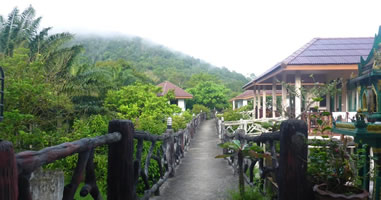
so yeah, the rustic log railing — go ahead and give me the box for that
[217,119,309,200]
[0,112,206,200]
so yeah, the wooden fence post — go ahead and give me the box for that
[107,120,135,200]
[0,140,18,200]
[279,120,308,200]
[166,117,175,177]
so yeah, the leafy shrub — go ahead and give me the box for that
[222,109,243,121]
[172,111,193,132]
[192,104,210,115]
[229,186,271,200]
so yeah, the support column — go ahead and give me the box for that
[282,73,287,118]
[253,86,257,119]
[257,88,260,119]
[272,77,277,118]
[342,79,348,112]
[262,86,267,119]
[351,90,356,111]
[334,93,338,112]
[295,72,302,118]
[233,100,236,110]
[356,86,360,110]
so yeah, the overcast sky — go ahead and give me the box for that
[1,0,381,77]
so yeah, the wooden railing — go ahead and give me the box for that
[217,119,310,199]
[0,112,206,200]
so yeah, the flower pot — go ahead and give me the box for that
[313,184,368,200]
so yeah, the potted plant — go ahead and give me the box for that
[308,138,369,200]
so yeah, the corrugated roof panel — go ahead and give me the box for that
[314,38,374,44]
[308,44,373,50]
[299,49,371,57]
[289,56,368,64]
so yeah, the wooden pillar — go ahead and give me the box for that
[108,120,135,200]
[232,100,236,110]
[272,77,277,118]
[282,73,287,118]
[0,141,18,200]
[351,90,356,111]
[295,72,302,118]
[356,86,360,110]
[257,88,260,119]
[342,79,348,112]
[262,86,266,119]
[279,120,308,200]
[334,93,338,112]
[253,86,257,119]
[166,118,175,177]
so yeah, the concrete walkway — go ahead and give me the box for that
[152,119,237,200]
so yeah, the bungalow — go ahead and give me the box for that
[243,37,374,119]
[157,81,193,111]
[230,90,254,110]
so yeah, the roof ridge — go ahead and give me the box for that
[282,38,318,65]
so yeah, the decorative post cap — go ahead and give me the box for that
[167,117,172,129]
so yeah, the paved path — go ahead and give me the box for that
[152,119,237,200]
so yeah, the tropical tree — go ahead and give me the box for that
[187,81,230,110]
[104,82,181,134]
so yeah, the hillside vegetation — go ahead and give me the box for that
[0,6,249,196]
[72,35,249,94]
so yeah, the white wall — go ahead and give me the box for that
[178,99,186,111]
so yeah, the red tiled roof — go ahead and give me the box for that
[230,90,254,101]
[230,90,281,102]
[157,81,193,99]
[243,37,374,89]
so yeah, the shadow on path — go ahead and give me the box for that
[152,119,237,200]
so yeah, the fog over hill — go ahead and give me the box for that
[71,34,249,95]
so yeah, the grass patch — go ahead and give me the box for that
[228,186,271,200]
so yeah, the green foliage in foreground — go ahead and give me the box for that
[229,186,270,200]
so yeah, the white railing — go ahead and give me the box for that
[216,117,284,139]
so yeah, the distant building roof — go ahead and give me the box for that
[157,81,193,99]
[243,37,374,89]
[230,90,254,101]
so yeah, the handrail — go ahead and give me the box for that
[217,119,309,199]
[0,112,207,200]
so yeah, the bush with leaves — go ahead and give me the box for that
[104,82,181,134]
[172,110,193,132]
[222,109,244,121]
[192,104,210,115]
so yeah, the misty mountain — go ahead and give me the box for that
[71,35,249,93]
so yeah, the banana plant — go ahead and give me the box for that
[215,140,270,198]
